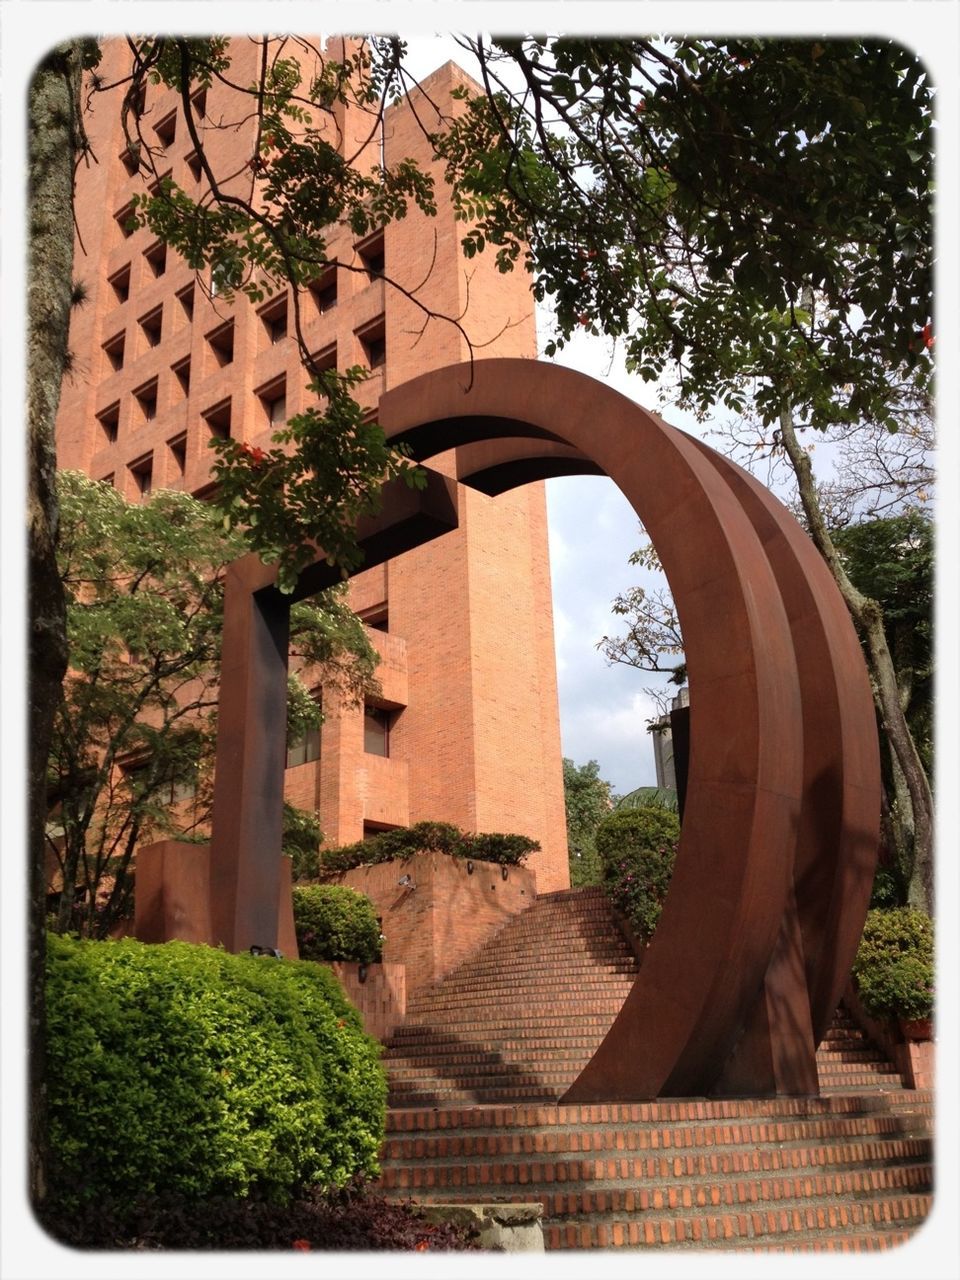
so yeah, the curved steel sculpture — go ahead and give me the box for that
[197,357,880,1100]
[377,359,880,1099]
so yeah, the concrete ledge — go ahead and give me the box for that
[419,1202,544,1251]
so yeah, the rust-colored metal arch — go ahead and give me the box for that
[200,357,880,1100]
[377,359,880,1098]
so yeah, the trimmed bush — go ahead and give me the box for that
[318,820,540,876]
[852,907,934,1022]
[45,935,387,1212]
[596,806,680,943]
[293,885,382,963]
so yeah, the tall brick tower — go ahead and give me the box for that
[55,37,570,892]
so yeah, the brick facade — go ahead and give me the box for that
[55,38,570,892]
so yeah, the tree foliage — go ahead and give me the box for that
[438,37,933,431]
[562,758,614,886]
[105,35,444,589]
[49,472,378,938]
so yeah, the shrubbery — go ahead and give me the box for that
[45,935,387,1214]
[852,907,934,1022]
[596,806,680,943]
[293,885,382,963]
[318,820,539,876]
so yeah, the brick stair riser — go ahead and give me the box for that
[389,1031,617,1051]
[537,1196,932,1250]
[382,1135,932,1175]
[380,1115,934,1168]
[380,1164,931,1211]
[395,1009,629,1030]
[406,984,633,1010]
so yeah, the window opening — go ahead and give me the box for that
[364,705,392,757]
[357,317,386,370]
[258,378,287,427]
[309,267,338,314]
[176,283,194,320]
[133,379,158,422]
[206,320,234,366]
[97,402,120,444]
[129,452,153,499]
[144,242,166,278]
[203,398,232,441]
[356,231,385,280]
[259,295,288,344]
[102,332,125,373]
[172,356,191,396]
[154,110,177,147]
[139,306,163,348]
[168,432,187,475]
[109,265,131,304]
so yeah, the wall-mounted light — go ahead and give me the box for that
[466,860,474,875]
[501,865,509,881]
[358,963,368,983]
[397,874,416,890]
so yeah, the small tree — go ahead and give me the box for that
[48,472,378,938]
[595,806,680,944]
[562,758,614,886]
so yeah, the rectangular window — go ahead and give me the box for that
[364,705,392,757]
[115,202,136,239]
[133,379,158,422]
[185,150,203,184]
[97,402,120,443]
[129,452,153,499]
[309,267,338,314]
[257,377,286,428]
[154,110,177,147]
[206,320,234,367]
[119,146,140,177]
[358,603,389,633]
[259,295,288,344]
[139,306,163,348]
[356,230,385,280]
[144,242,167,278]
[203,398,232,441]
[286,722,321,769]
[102,332,125,372]
[357,317,386,370]
[176,283,194,320]
[109,265,131,303]
[168,432,187,475]
[172,356,191,396]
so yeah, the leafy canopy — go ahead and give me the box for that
[437,37,934,430]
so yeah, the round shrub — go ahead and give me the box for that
[852,907,934,1022]
[293,885,382,963]
[596,806,680,943]
[45,935,387,1212]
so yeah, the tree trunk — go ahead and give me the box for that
[27,38,94,1209]
[778,405,935,914]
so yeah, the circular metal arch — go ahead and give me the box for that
[378,359,880,1099]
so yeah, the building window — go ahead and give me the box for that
[177,283,194,320]
[258,377,286,427]
[203,398,232,441]
[133,379,158,422]
[119,146,140,177]
[97,402,120,443]
[185,150,203,184]
[147,170,172,200]
[259,295,288,344]
[206,320,234,367]
[168,432,187,476]
[154,109,177,147]
[364,705,392,757]
[102,332,125,373]
[99,472,115,487]
[309,267,338,315]
[129,452,153,499]
[286,722,321,769]
[190,88,207,119]
[172,356,191,396]
[357,317,386,370]
[139,306,163,348]
[115,202,136,239]
[109,265,131,303]
[356,231,385,280]
[144,242,167,278]
[358,603,388,632]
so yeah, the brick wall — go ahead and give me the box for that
[330,852,537,992]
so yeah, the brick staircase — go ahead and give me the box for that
[377,887,934,1250]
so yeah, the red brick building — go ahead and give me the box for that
[55,37,570,892]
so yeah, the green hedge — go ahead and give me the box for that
[318,820,539,876]
[293,885,382,963]
[852,907,934,1022]
[596,806,680,943]
[46,935,386,1209]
